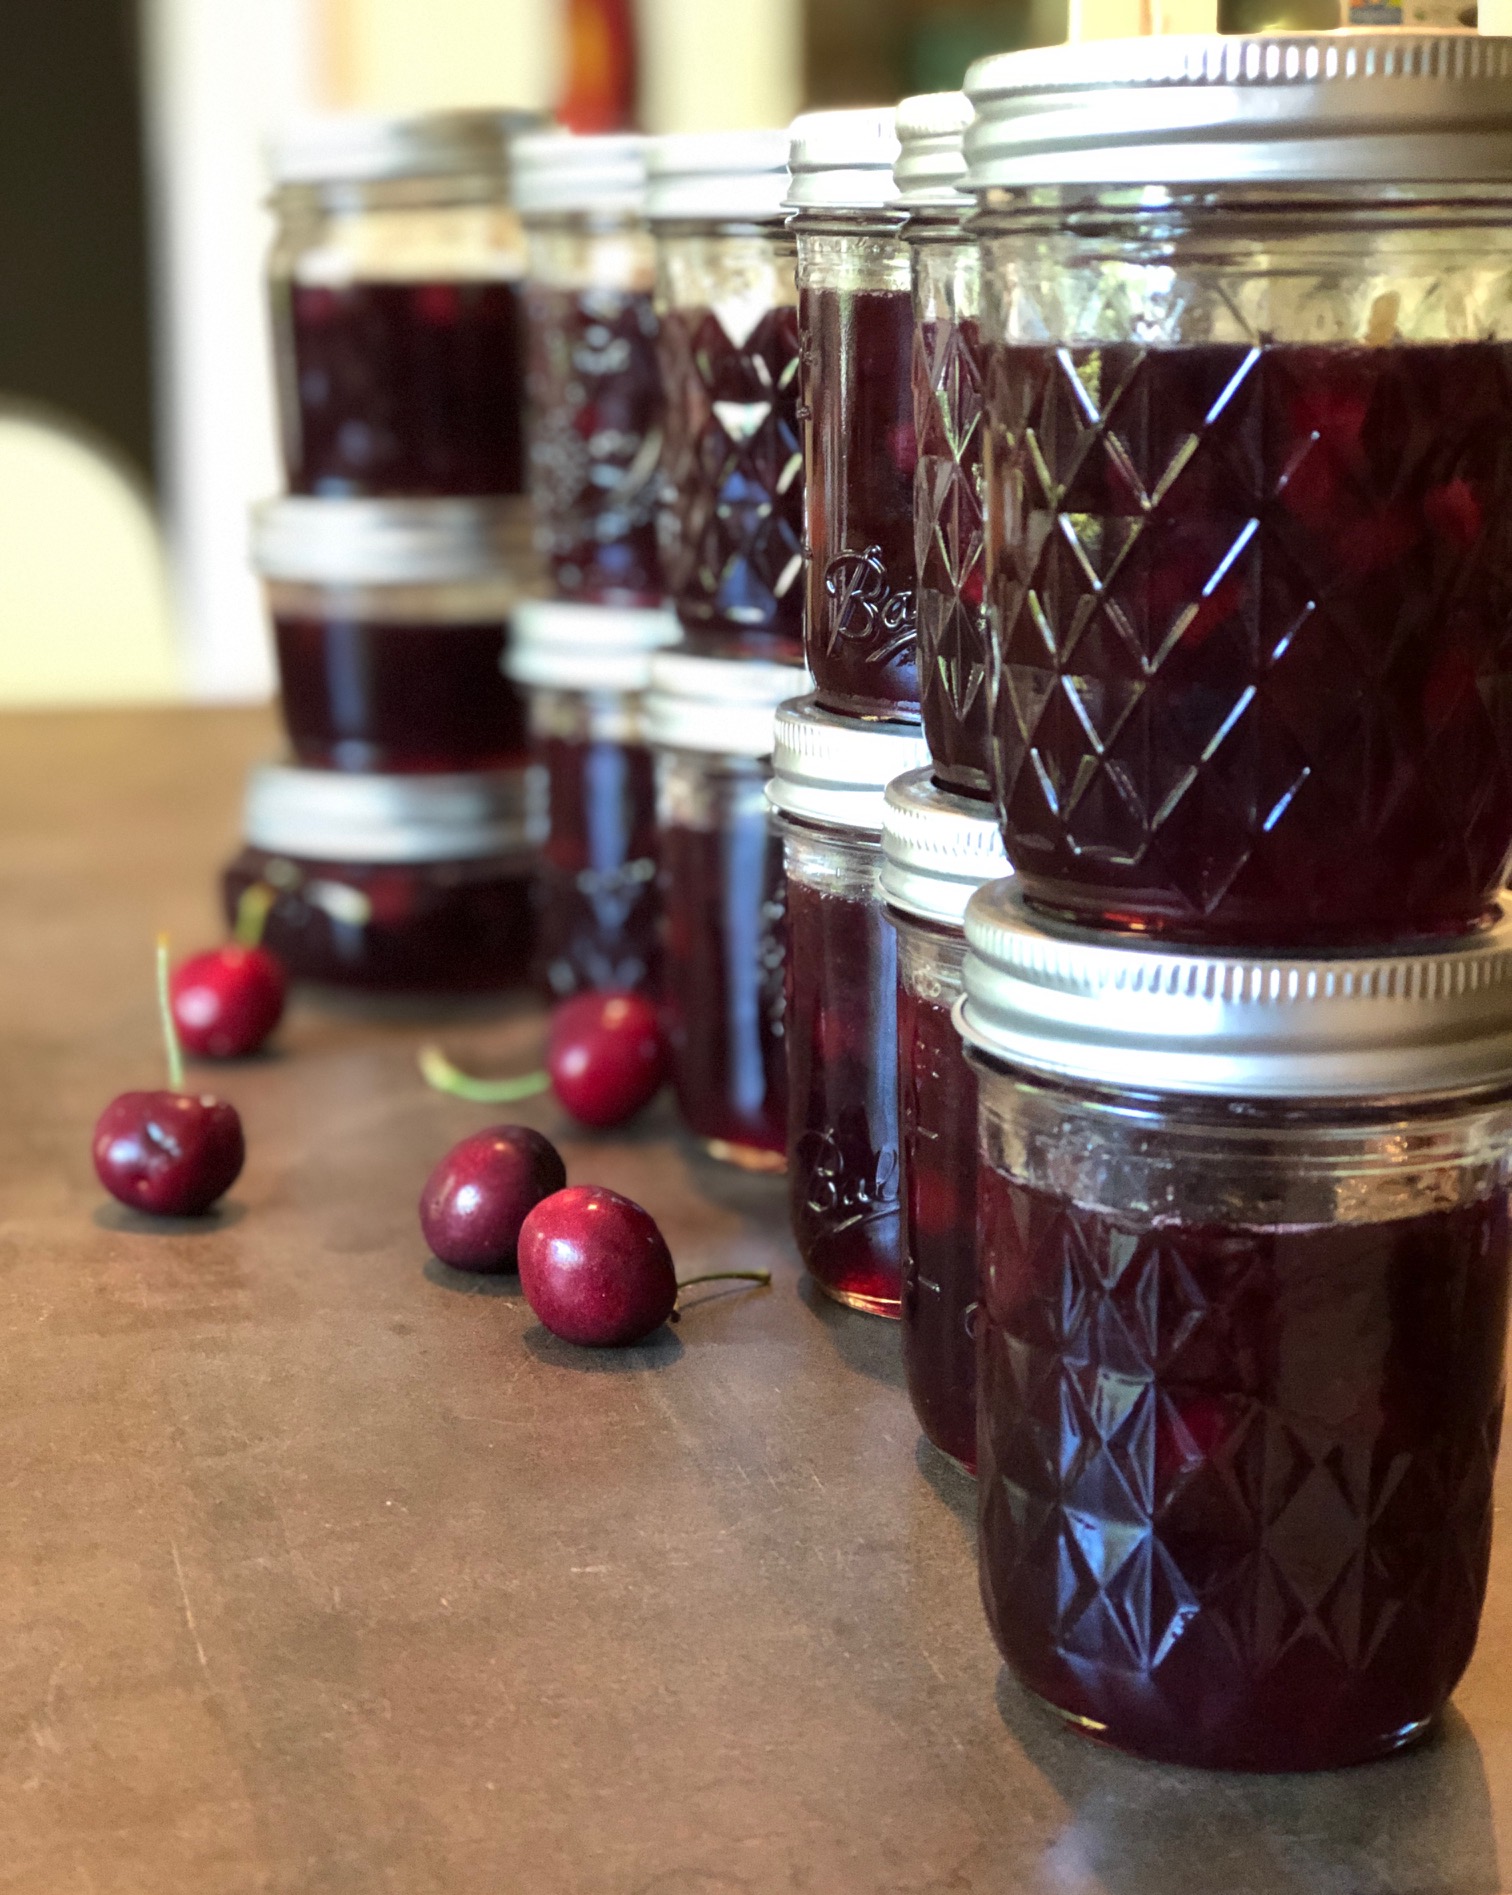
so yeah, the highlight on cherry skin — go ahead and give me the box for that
[93,938,246,1217]
[169,883,286,1060]
[419,1125,567,1273]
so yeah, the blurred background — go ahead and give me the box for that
[0,0,1069,712]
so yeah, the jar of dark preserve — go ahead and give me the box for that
[513,133,664,606]
[506,597,679,1000]
[649,651,810,1169]
[224,763,536,991]
[647,131,804,661]
[894,93,990,798]
[768,698,931,1313]
[267,110,536,498]
[786,109,919,719]
[957,880,1512,1770]
[881,769,1009,1469]
[966,34,1512,945]
[253,497,529,773]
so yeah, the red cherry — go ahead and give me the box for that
[546,991,666,1129]
[170,945,286,1059]
[517,1185,677,1346]
[92,1090,245,1216]
[419,1125,567,1273]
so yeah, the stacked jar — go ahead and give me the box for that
[230,110,541,990]
[510,133,680,1000]
[953,33,1512,1771]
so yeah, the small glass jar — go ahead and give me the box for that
[648,131,805,662]
[505,597,679,1000]
[768,698,932,1313]
[223,763,536,991]
[881,769,1009,1469]
[968,37,1512,945]
[253,497,529,773]
[267,110,537,498]
[958,880,1512,1771]
[514,134,664,606]
[651,651,810,1167]
[895,93,990,798]
[787,109,919,720]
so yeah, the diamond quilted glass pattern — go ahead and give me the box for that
[977,1166,1510,1770]
[984,338,1512,943]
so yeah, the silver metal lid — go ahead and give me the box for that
[645,652,811,759]
[881,768,1010,926]
[645,129,792,222]
[512,130,649,217]
[251,497,528,587]
[957,880,1512,1100]
[269,109,539,188]
[964,33,1512,189]
[243,763,539,865]
[767,696,933,835]
[892,91,973,208]
[505,597,681,692]
[784,107,903,211]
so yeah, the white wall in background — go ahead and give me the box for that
[141,0,320,702]
[330,0,559,110]
[637,0,802,132]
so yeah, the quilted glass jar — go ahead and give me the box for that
[648,131,804,661]
[968,34,1512,945]
[514,134,664,606]
[958,879,1512,1770]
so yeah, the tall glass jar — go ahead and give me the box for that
[957,878,1512,1770]
[786,108,919,720]
[882,769,1009,1469]
[895,93,991,798]
[768,698,931,1314]
[650,651,810,1168]
[506,597,679,1000]
[223,763,536,991]
[267,110,537,499]
[648,131,804,661]
[514,134,664,606]
[967,34,1512,946]
[252,497,529,773]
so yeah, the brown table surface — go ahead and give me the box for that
[4,705,1512,1895]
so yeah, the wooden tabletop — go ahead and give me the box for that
[3,705,1512,1895]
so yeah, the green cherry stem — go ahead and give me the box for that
[418,1044,551,1104]
[156,933,185,1093]
[233,881,276,948]
[676,1269,772,1296]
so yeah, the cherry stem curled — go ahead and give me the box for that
[676,1269,772,1295]
[418,1044,551,1104]
[156,933,185,1092]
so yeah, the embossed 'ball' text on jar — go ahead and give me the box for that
[786,108,921,719]
[647,131,805,662]
[956,883,1512,1770]
[966,33,1512,946]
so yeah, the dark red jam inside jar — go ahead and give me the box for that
[272,601,527,773]
[799,282,920,716]
[987,337,1512,943]
[656,301,805,660]
[282,279,527,497]
[525,284,663,603]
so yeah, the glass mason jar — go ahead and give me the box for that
[505,597,679,1000]
[967,35,1512,946]
[881,769,1010,1470]
[514,134,664,606]
[267,110,537,498]
[650,651,810,1168]
[787,108,920,720]
[223,763,537,991]
[648,131,804,662]
[253,497,530,774]
[958,878,1512,1771]
[895,93,991,798]
[768,698,932,1314]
